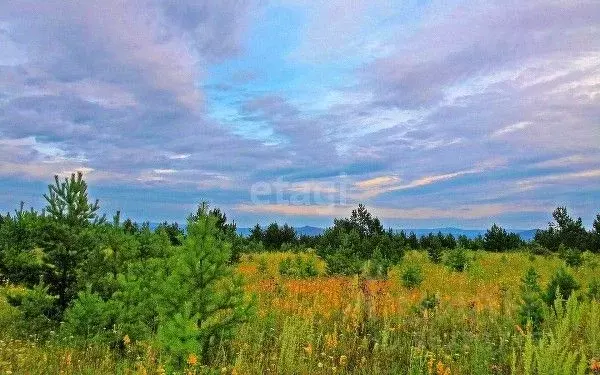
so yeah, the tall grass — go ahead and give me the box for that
[1,250,600,374]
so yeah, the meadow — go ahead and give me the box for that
[1,249,600,374]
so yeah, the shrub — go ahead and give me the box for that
[529,242,551,257]
[61,288,120,345]
[325,251,362,276]
[6,283,57,339]
[419,292,440,311]
[558,244,583,268]
[517,267,545,334]
[588,278,600,301]
[401,264,424,289]
[278,255,318,278]
[446,247,469,272]
[366,247,390,279]
[427,246,443,264]
[257,256,269,274]
[544,267,579,305]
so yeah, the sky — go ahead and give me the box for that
[0,0,599,229]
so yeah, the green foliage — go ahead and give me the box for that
[535,207,590,252]
[6,283,57,338]
[587,278,600,301]
[544,267,579,306]
[366,247,390,278]
[44,172,105,227]
[278,255,318,278]
[517,267,545,334]
[155,207,254,367]
[483,223,522,251]
[401,264,424,289]
[257,256,268,274]
[0,204,46,286]
[324,230,362,275]
[61,288,120,345]
[445,247,469,272]
[529,242,552,256]
[262,223,297,251]
[154,221,184,246]
[592,214,600,253]
[558,244,583,268]
[427,245,443,264]
[419,292,440,311]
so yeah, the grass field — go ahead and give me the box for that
[1,250,600,374]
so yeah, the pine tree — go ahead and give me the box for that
[156,205,254,368]
[42,172,104,314]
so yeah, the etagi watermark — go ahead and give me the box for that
[249,177,350,207]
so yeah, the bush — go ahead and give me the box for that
[558,244,583,268]
[427,246,443,264]
[61,289,120,345]
[544,267,579,305]
[278,255,318,278]
[401,264,424,289]
[445,247,469,272]
[419,292,440,311]
[517,267,545,334]
[6,283,57,339]
[529,242,551,257]
[257,256,268,274]
[366,247,390,279]
[325,251,362,276]
[588,278,600,301]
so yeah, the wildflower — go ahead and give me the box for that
[427,356,435,374]
[303,343,313,356]
[515,325,525,336]
[64,352,72,367]
[123,334,131,345]
[187,353,198,366]
[221,367,228,373]
[436,360,451,375]
[317,362,324,368]
[339,355,348,366]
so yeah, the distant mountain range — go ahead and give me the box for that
[235,226,538,241]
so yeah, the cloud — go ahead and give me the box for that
[1,0,599,227]
[355,175,400,189]
[236,202,548,220]
[518,169,600,191]
[354,168,484,199]
[492,121,532,137]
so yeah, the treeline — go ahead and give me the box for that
[245,206,600,255]
[244,204,600,277]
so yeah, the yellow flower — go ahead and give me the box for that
[339,355,348,366]
[187,353,198,366]
[123,334,131,345]
[303,343,313,356]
